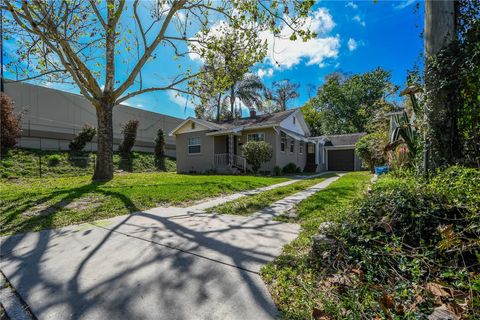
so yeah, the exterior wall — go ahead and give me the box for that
[5,81,182,157]
[275,133,307,171]
[175,130,215,173]
[236,128,277,172]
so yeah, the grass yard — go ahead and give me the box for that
[206,172,338,216]
[0,173,288,235]
[261,172,372,319]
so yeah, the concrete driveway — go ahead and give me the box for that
[1,206,300,320]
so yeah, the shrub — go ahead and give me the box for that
[47,154,61,167]
[281,162,297,175]
[118,120,139,156]
[155,128,166,170]
[273,165,281,176]
[69,124,96,153]
[0,93,23,151]
[242,141,273,173]
[309,166,480,318]
[355,132,387,172]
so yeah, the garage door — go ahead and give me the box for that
[328,149,354,171]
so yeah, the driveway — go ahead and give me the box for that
[1,206,300,320]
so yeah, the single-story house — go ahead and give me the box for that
[169,108,365,173]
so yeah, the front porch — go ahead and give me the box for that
[213,134,247,173]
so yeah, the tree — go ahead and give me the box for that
[303,68,398,135]
[265,79,300,111]
[0,92,22,151]
[4,0,316,181]
[355,133,387,172]
[242,141,273,173]
[222,74,264,118]
[69,124,96,153]
[154,128,166,170]
[118,120,139,156]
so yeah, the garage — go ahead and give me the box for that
[327,149,355,171]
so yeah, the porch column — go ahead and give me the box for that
[315,142,320,165]
[228,134,233,166]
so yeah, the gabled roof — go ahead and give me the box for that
[170,108,301,136]
[310,133,366,146]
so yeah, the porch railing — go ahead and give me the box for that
[214,153,247,173]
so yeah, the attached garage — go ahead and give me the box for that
[327,148,355,171]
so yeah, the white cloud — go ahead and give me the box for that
[394,0,416,10]
[259,8,340,69]
[257,68,274,78]
[353,15,366,27]
[167,90,192,109]
[347,38,358,51]
[346,2,358,10]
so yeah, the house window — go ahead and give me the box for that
[290,139,295,153]
[191,122,195,130]
[247,133,265,142]
[188,137,201,154]
[280,132,287,152]
[307,143,314,154]
[299,141,304,154]
[293,116,296,124]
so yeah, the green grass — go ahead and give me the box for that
[0,148,176,178]
[261,172,372,320]
[207,172,338,216]
[0,173,288,235]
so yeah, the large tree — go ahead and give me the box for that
[3,0,315,180]
[302,68,398,135]
[265,79,300,111]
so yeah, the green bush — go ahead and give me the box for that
[273,165,281,176]
[281,162,297,174]
[118,120,139,156]
[355,132,387,172]
[309,166,480,318]
[69,124,96,153]
[47,154,61,167]
[155,128,166,170]
[242,141,273,173]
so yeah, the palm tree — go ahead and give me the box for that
[223,74,264,118]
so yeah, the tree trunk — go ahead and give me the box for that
[424,0,457,167]
[216,93,221,122]
[230,84,235,118]
[93,103,114,181]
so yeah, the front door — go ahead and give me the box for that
[306,143,315,165]
[225,136,238,155]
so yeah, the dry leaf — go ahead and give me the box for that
[426,282,450,297]
[312,308,330,320]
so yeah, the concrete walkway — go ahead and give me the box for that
[0,174,341,320]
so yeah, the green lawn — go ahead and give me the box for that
[206,172,338,216]
[261,172,372,319]
[0,173,288,235]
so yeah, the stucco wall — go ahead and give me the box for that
[275,134,307,171]
[5,81,182,156]
[175,130,215,173]
[236,128,277,172]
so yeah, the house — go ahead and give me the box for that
[169,108,365,173]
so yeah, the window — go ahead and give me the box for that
[247,133,265,142]
[299,141,304,154]
[188,137,201,154]
[280,132,287,152]
[293,116,296,124]
[191,122,195,129]
[290,139,295,153]
[307,143,314,154]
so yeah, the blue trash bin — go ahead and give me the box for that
[374,166,389,175]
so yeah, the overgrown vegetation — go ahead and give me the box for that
[0,92,23,152]
[68,124,97,153]
[207,173,337,216]
[0,173,288,235]
[262,172,372,319]
[0,148,176,178]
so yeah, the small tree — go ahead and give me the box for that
[69,124,96,153]
[242,141,273,174]
[355,133,387,172]
[155,128,166,170]
[118,120,139,156]
[0,93,23,152]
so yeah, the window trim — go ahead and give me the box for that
[187,137,201,155]
[299,141,304,154]
[280,132,287,153]
[290,139,295,153]
[247,132,265,142]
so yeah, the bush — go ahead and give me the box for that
[281,162,297,175]
[155,128,166,170]
[242,141,273,173]
[118,120,139,156]
[309,166,480,318]
[69,124,96,153]
[273,165,281,176]
[47,154,61,167]
[355,132,387,172]
[1,93,23,151]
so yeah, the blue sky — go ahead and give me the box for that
[5,0,424,119]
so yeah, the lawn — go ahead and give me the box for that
[206,172,338,216]
[261,171,372,319]
[0,172,288,235]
